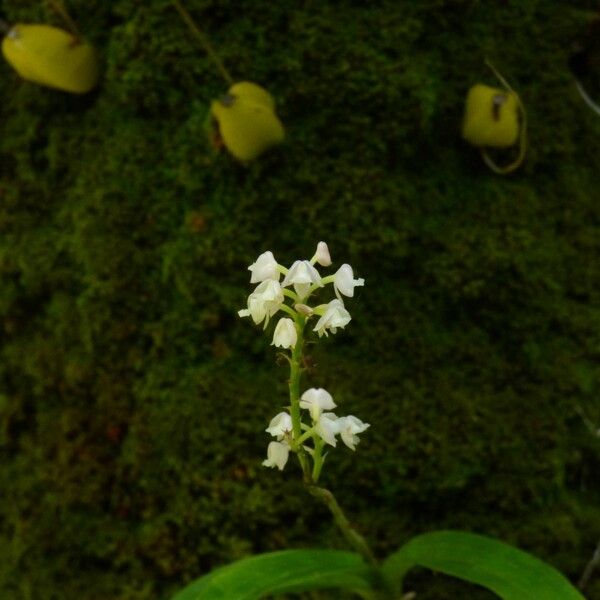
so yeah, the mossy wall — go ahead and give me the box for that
[0,1,599,598]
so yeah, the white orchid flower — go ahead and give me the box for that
[271,318,297,349]
[300,388,337,421]
[281,260,323,298]
[262,441,290,470]
[265,412,293,440]
[313,299,351,337]
[238,280,283,326]
[336,415,370,450]
[334,264,365,298]
[248,251,280,283]
[313,241,332,267]
[315,412,339,447]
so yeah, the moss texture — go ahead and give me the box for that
[0,1,599,598]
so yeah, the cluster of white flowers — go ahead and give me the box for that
[238,242,369,472]
[262,388,370,470]
[238,242,365,341]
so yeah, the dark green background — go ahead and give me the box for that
[0,1,599,598]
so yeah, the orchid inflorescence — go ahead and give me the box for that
[238,242,369,481]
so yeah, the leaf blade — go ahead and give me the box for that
[172,549,377,600]
[382,530,585,600]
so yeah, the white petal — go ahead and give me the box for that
[243,280,284,325]
[265,412,292,439]
[282,260,323,288]
[300,388,336,420]
[262,441,290,470]
[271,318,297,349]
[315,413,339,447]
[337,416,370,450]
[312,299,351,337]
[248,251,280,283]
[334,264,364,297]
[293,282,311,299]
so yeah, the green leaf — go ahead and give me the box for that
[171,549,378,600]
[382,530,585,600]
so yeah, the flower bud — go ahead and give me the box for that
[314,241,332,267]
[294,303,313,316]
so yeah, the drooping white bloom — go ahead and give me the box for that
[315,412,339,447]
[262,441,290,470]
[336,415,370,450]
[334,264,365,298]
[300,388,337,421]
[313,299,351,337]
[314,241,332,267]
[248,251,280,283]
[238,280,283,326]
[281,260,323,298]
[271,318,297,349]
[265,412,293,439]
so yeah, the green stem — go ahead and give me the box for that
[311,437,325,481]
[295,426,316,446]
[308,486,378,567]
[307,486,394,598]
[289,317,310,481]
[278,303,296,317]
[307,274,334,297]
[282,288,299,302]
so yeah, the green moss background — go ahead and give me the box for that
[1,1,599,598]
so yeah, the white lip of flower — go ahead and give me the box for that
[281,260,323,298]
[265,412,293,440]
[238,280,283,327]
[300,388,337,421]
[315,412,339,447]
[334,264,365,298]
[313,241,332,267]
[248,251,280,283]
[336,415,370,450]
[313,299,351,337]
[262,440,290,470]
[271,318,297,349]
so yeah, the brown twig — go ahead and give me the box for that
[579,537,600,590]
[170,0,234,86]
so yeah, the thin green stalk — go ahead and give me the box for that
[278,303,296,317]
[289,316,310,481]
[282,288,299,301]
[170,0,234,86]
[307,486,394,598]
[308,486,377,566]
[311,437,325,481]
